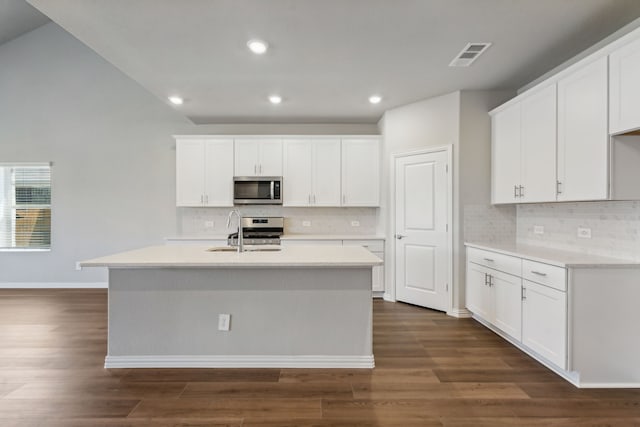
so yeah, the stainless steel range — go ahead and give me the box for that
[228,217,284,246]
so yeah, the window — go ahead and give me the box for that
[0,164,51,250]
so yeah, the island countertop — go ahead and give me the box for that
[81,244,383,268]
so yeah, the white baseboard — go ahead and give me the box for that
[0,282,108,289]
[104,354,375,369]
[447,308,473,318]
[576,382,640,388]
[382,292,395,302]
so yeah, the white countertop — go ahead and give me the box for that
[81,244,383,268]
[165,234,385,241]
[465,241,640,268]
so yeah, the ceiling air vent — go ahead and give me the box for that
[449,42,492,67]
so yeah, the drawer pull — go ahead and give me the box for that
[531,271,547,277]
[483,258,495,262]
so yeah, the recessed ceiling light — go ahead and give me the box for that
[247,39,268,54]
[369,95,382,104]
[269,95,282,104]
[168,96,183,105]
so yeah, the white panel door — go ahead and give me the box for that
[176,139,205,207]
[234,139,259,176]
[395,149,450,311]
[557,57,608,201]
[203,138,234,207]
[491,104,522,204]
[312,138,341,206]
[491,270,522,341]
[258,139,283,176]
[610,36,640,134]
[283,139,312,206]
[522,280,567,369]
[465,262,493,321]
[520,84,558,203]
[342,138,380,206]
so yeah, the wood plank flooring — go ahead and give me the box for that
[1,289,639,426]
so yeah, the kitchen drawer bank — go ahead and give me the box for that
[466,242,640,388]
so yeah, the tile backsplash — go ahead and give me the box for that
[517,201,640,261]
[177,206,380,236]
[464,204,517,244]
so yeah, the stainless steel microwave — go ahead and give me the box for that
[233,176,282,205]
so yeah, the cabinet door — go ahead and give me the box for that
[234,139,259,176]
[258,139,283,176]
[465,262,493,322]
[341,138,380,206]
[522,280,567,369]
[203,138,234,207]
[491,270,522,341]
[372,263,384,292]
[610,36,640,134]
[312,138,341,206]
[282,139,312,206]
[491,104,521,204]
[557,57,608,201]
[520,84,558,203]
[176,139,205,207]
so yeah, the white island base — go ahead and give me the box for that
[82,245,380,369]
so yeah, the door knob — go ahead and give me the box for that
[395,234,406,240]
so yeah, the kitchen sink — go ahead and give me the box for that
[206,246,282,252]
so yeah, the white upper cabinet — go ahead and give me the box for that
[283,138,341,207]
[491,84,557,204]
[557,57,609,201]
[341,138,380,206]
[176,138,234,207]
[492,103,522,204]
[610,36,640,135]
[519,84,557,203]
[234,138,283,176]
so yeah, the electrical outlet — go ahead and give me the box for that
[218,314,231,331]
[577,227,592,239]
[302,220,311,227]
[204,220,214,229]
[533,225,544,235]
[351,220,361,227]
[75,262,82,271]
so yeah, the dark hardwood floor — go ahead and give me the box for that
[1,289,639,426]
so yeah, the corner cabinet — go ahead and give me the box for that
[341,138,380,207]
[176,138,234,207]
[282,138,341,207]
[234,138,283,176]
[610,35,640,134]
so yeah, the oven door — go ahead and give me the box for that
[233,177,282,205]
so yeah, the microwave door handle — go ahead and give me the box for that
[270,181,275,200]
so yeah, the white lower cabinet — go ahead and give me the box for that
[522,279,567,369]
[465,246,566,370]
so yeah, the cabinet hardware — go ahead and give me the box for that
[313,195,316,204]
[557,181,563,195]
[342,194,346,204]
[254,164,257,174]
[522,287,527,300]
[259,164,263,174]
[200,195,204,204]
[489,275,493,287]
[308,194,311,204]
[483,258,494,262]
[531,271,547,277]
[519,185,524,197]
[514,185,518,198]
[484,273,489,286]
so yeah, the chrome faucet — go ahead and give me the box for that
[226,209,244,253]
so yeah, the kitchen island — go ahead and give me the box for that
[81,245,382,369]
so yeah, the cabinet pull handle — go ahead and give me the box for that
[514,185,518,198]
[483,258,494,262]
[519,185,524,197]
[254,164,257,174]
[308,194,311,204]
[484,273,489,286]
[201,194,204,204]
[259,164,263,174]
[489,275,493,287]
[521,287,526,300]
[531,271,547,277]
[557,181,563,195]
[313,194,316,204]
[342,194,346,204]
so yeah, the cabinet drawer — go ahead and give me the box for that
[522,259,566,291]
[342,240,384,252]
[467,247,521,276]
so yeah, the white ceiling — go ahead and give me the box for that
[0,0,48,46]
[24,0,640,124]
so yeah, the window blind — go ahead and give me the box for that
[0,164,51,250]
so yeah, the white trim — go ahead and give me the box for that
[0,282,107,289]
[576,382,640,389]
[447,308,472,318]
[173,134,381,139]
[382,292,395,302]
[105,354,375,369]
[389,145,454,314]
